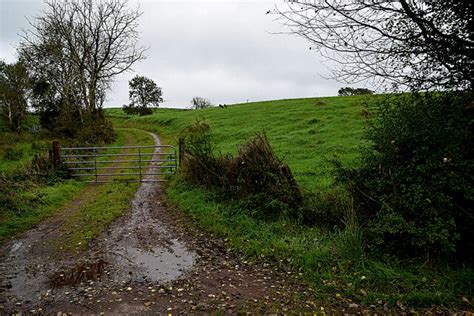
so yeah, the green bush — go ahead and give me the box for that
[293,190,353,228]
[75,110,116,145]
[181,121,302,219]
[337,91,474,262]
[2,146,24,161]
[122,104,153,116]
[0,154,66,216]
[38,103,115,144]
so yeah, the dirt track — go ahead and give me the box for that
[0,133,332,314]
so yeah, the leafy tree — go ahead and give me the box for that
[276,1,473,90]
[338,87,374,96]
[190,97,212,109]
[128,75,163,109]
[0,61,30,132]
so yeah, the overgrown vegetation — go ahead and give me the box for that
[181,121,301,219]
[0,152,81,242]
[337,91,474,262]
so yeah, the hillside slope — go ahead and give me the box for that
[108,96,369,192]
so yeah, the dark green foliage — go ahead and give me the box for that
[75,111,116,145]
[128,75,162,110]
[293,190,353,228]
[181,121,302,219]
[2,146,24,161]
[37,103,116,144]
[338,87,374,96]
[337,92,474,261]
[122,104,153,116]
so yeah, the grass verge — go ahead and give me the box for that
[167,181,474,308]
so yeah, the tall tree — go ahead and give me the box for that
[128,75,163,109]
[19,0,147,112]
[0,61,30,132]
[276,1,473,90]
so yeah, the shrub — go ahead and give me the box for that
[0,152,67,216]
[2,146,24,160]
[75,110,116,145]
[0,173,28,214]
[293,190,353,228]
[38,103,115,144]
[181,121,302,219]
[122,104,153,116]
[337,91,474,262]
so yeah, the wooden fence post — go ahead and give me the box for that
[52,140,60,168]
[178,137,185,166]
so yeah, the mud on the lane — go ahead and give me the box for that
[86,133,196,286]
[0,133,197,313]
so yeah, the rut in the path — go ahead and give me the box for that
[86,133,196,285]
[0,133,197,313]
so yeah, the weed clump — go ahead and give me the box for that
[181,121,302,219]
[2,146,24,160]
[1,151,69,215]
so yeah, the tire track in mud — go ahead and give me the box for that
[0,133,137,309]
[0,132,197,313]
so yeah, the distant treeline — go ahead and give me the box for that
[338,87,374,96]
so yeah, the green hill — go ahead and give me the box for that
[108,96,369,192]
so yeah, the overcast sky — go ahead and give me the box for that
[0,0,341,108]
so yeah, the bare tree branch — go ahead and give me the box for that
[19,0,147,111]
[275,0,473,91]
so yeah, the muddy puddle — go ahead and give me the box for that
[97,133,197,285]
[0,133,197,312]
[49,259,108,287]
[109,240,195,283]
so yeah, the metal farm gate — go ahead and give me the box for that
[57,143,177,183]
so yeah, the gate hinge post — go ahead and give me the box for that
[52,140,60,168]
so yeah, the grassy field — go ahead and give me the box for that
[108,97,474,309]
[108,96,369,193]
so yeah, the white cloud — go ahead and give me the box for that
[1,0,341,108]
